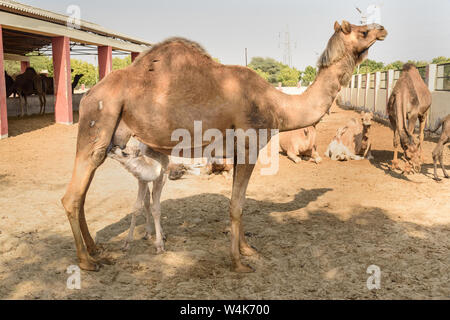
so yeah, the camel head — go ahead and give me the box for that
[361,111,373,128]
[318,20,387,73]
[402,138,421,173]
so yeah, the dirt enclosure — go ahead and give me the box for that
[0,105,449,300]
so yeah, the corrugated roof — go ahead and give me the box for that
[0,0,152,46]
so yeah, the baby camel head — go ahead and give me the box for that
[318,20,388,73]
[361,111,373,128]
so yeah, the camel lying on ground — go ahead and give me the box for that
[279,126,322,164]
[325,112,373,161]
[12,67,46,116]
[387,64,431,174]
[62,21,387,272]
[108,137,169,252]
[429,114,450,181]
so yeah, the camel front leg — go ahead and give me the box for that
[286,151,302,164]
[391,129,401,170]
[62,156,104,271]
[230,162,256,273]
[418,114,427,162]
[151,173,167,253]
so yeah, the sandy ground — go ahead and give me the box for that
[0,106,449,300]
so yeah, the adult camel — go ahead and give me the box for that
[13,67,46,116]
[387,64,432,174]
[62,20,387,272]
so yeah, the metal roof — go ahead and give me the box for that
[0,0,152,47]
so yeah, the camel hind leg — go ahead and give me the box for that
[61,96,123,271]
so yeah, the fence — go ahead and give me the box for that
[340,64,450,131]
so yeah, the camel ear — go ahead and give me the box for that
[334,21,341,32]
[341,20,352,34]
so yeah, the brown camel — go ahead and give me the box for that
[387,64,432,174]
[5,71,16,97]
[41,73,84,95]
[13,67,46,116]
[279,126,322,164]
[62,21,387,272]
[430,114,450,181]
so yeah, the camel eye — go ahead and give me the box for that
[362,31,369,38]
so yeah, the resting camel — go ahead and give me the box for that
[13,67,46,116]
[62,20,387,272]
[429,114,450,181]
[387,64,431,174]
[279,126,322,164]
[108,137,169,252]
[325,112,373,161]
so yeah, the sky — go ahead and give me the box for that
[20,0,450,70]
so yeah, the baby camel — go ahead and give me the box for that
[430,114,450,181]
[325,111,373,161]
[108,138,169,252]
[279,126,322,164]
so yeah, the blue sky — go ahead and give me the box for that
[21,0,450,70]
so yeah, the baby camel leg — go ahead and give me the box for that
[151,173,167,253]
[123,180,149,250]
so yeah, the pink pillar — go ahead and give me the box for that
[20,61,30,73]
[52,36,73,124]
[98,46,112,80]
[131,52,140,62]
[0,25,8,139]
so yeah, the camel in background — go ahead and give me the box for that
[12,67,46,116]
[62,21,387,272]
[387,64,431,174]
[429,114,450,181]
[41,73,84,95]
[325,112,373,161]
[5,71,16,97]
[279,126,322,164]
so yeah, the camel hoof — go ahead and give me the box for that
[233,263,255,273]
[88,244,105,256]
[79,260,101,272]
[444,175,449,179]
[156,246,165,254]
[240,245,258,256]
[433,177,442,182]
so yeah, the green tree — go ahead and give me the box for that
[431,56,450,65]
[4,61,20,75]
[357,59,385,74]
[70,59,97,87]
[112,56,132,70]
[29,55,54,75]
[278,66,301,87]
[301,65,317,86]
[248,57,281,84]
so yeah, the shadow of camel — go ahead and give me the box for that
[95,188,333,243]
[370,150,413,182]
[1,192,449,299]
[6,112,79,137]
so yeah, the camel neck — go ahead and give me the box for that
[274,55,354,132]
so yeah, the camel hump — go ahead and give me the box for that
[135,37,212,64]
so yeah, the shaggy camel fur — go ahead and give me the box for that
[13,67,46,116]
[279,126,322,164]
[62,21,387,272]
[430,114,450,181]
[108,138,169,252]
[325,112,373,161]
[387,64,431,174]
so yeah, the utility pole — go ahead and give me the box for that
[245,48,248,66]
[279,25,292,67]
